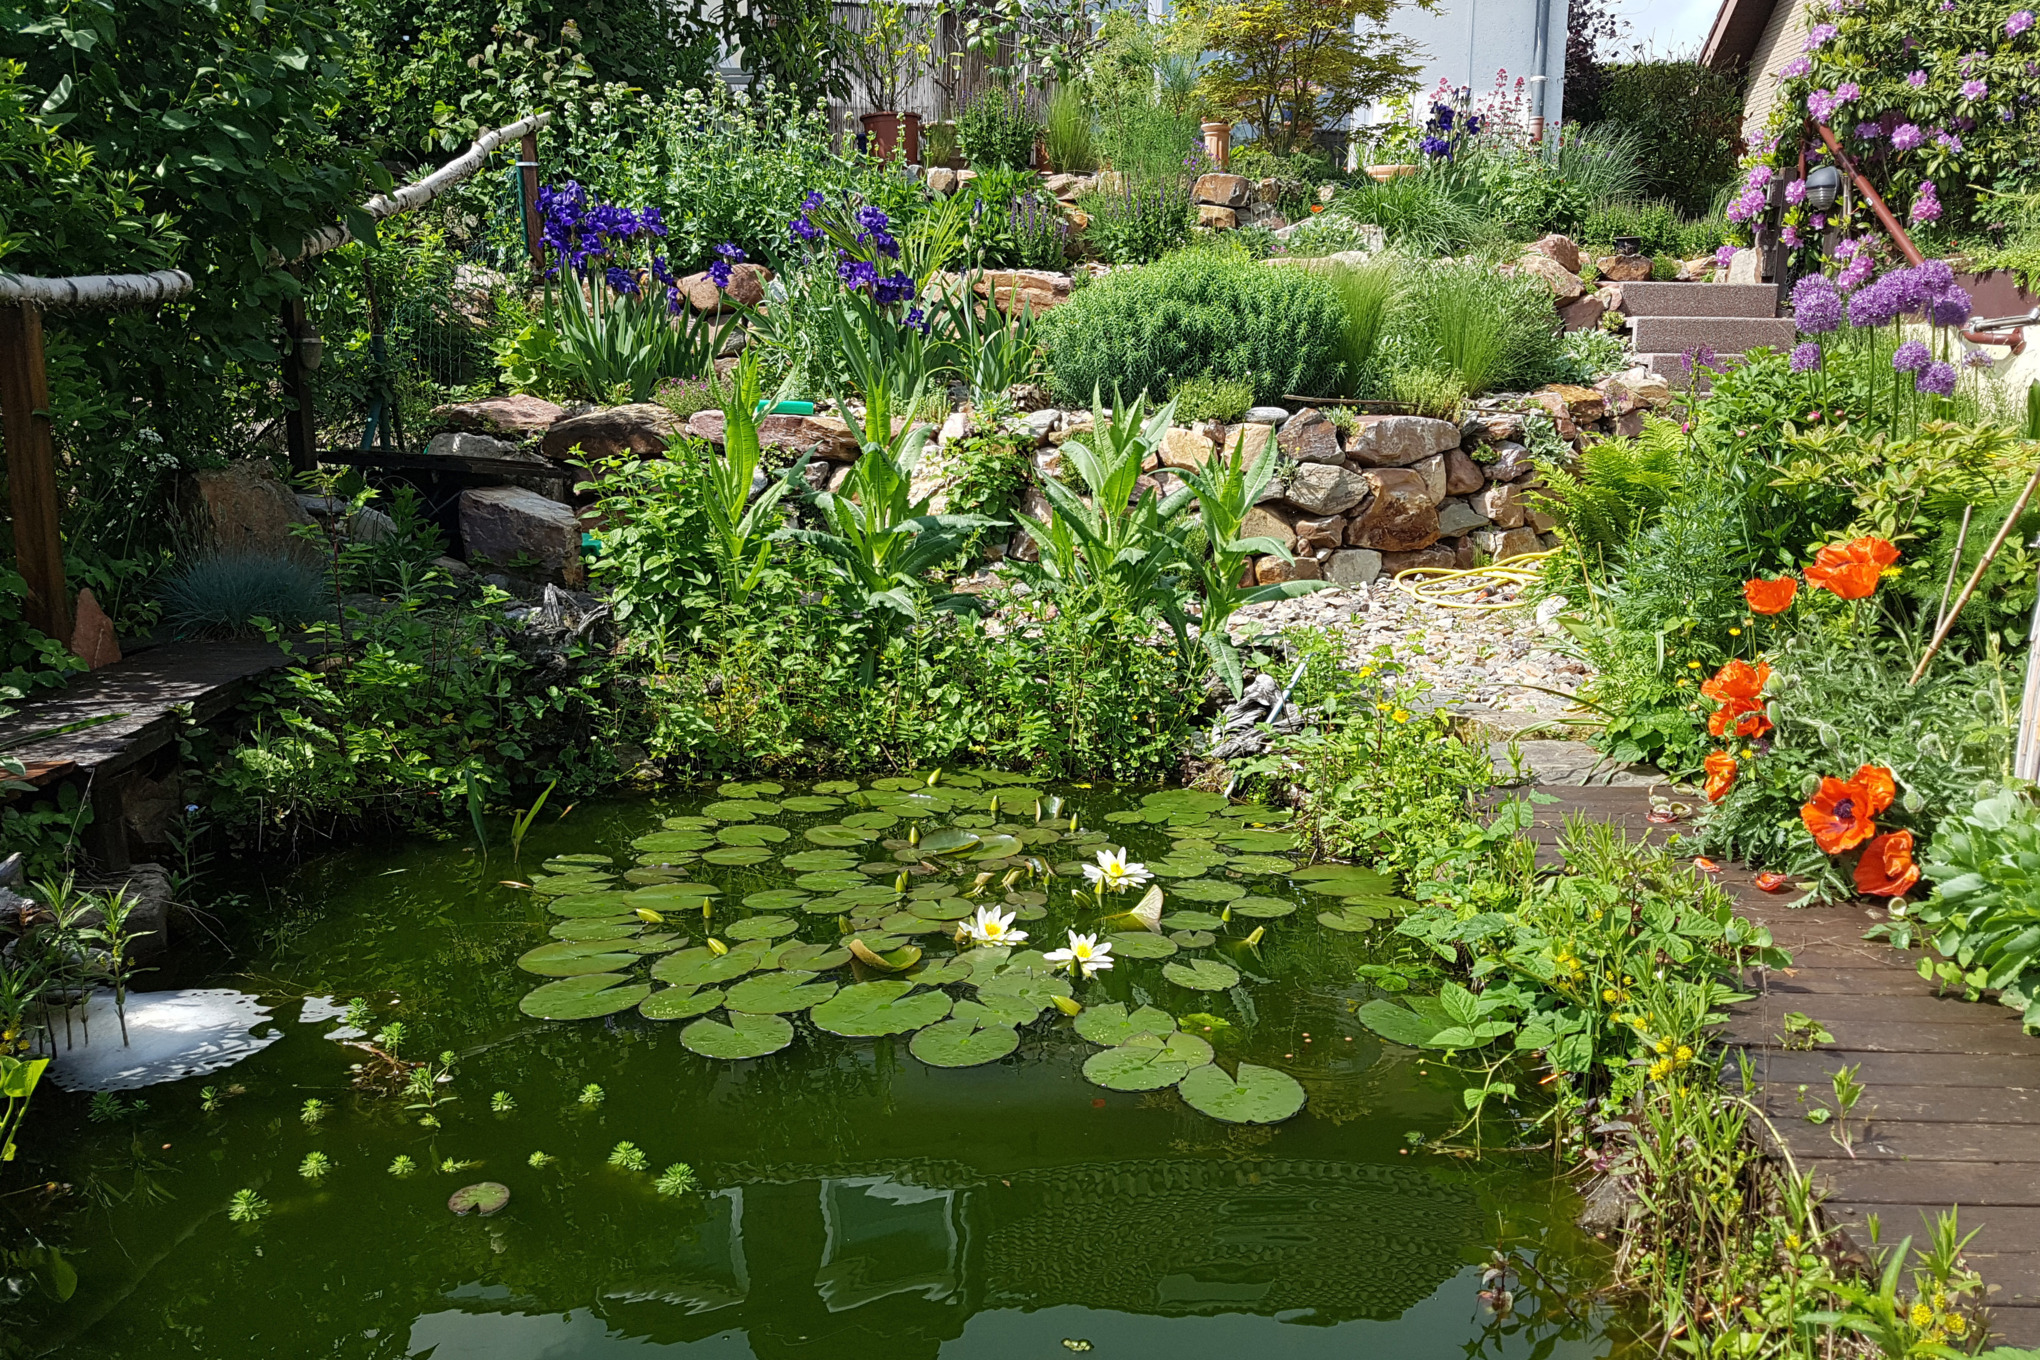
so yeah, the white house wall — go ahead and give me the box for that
[1364,0,1572,141]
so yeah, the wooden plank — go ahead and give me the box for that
[1738,993,2015,1026]
[1802,1158,2040,1206]
[1992,1306,2040,1346]
[1757,1083,2040,1124]
[1757,966,1946,994]
[1747,1047,2040,1090]
[1823,1204,2040,1278]
[1727,1017,2040,1055]
[0,302,70,641]
[1769,1119,2040,1163]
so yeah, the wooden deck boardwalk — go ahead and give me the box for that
[1524,784,2040,1347]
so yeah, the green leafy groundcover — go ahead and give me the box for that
[507,777,1393,1123]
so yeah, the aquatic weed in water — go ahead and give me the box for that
[227,1189,269,1223]
[656,1163,699,1196]
[388,1155,418,1177]
[298,1152,332,1181]
[609,1141,648,1172]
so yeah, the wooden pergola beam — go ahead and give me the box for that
[0,303,71,642]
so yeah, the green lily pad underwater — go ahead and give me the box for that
[504,778,1396,1124]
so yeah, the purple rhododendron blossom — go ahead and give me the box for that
[1716,244,1739,267]
[1805,22,1838,47]
[1892,339,1933,371]
[1747,164,1775,188]
[1792,274,1844,333]
[2012,9,2036,35]
[1962,78,1988,99]
[1836,81,1862,102]
[1891,122,1925,150]
[1727,187,1769,223]
[1782,55,1814,77]
[1807,89,1841,120]
[1908,69,1929,87]
[1856,120,1883,138]
[1936,131,1964,151]
[1791,342,1823,372]
[1786,178,1808,204]
[1782,224,1804,247]
[1838,252,1877,292]
[1912,181,1943,225]
[1916,360,1958,395]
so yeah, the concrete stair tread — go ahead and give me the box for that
[1630,315,1797,354]
[1614,280,1779,319]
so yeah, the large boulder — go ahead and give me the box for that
[679,262,772,312]
[758,413,862,462]
[429,393,564,439]
[1343,414,1462,468]
[1193,173,1250,206]
[1435,498,1491,537]
[1598,253,1652,283]
[1380,544,1457,575]
[541,404,682,461]
[1559,295,1606,333]
[1515,253,1585,304]
[926,167,958,196]
[1158,426,1216,471]
[1345,468,1440,551]
[1275,408,1342,464]
[1474,525,1543,561]
[425,431,550,465]
[1444,448,1486,495]
[1223,422,1277,462]
[1239,504,1298,551]
[1474,481,1531,529]
[975,270,1073,316]
[1197,205,1238,230]
[1282,463,1370,516]
[187,462,314,556]
[1527,234,1581,273]
[459,486,584,586]
[1325,548,1382,587]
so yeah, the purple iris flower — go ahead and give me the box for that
[651,255,675,286]
[790,215,822,244]
[707,242,747,290]
[605,265,640,296]
[837,259,879,291]
[873,271,916,306]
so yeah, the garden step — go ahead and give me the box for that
[1614,281,1778,319]
[1629,315,1798,354]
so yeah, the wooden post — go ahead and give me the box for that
[520,131,543,276]
[280,281,317,475]
[0,303,71,643]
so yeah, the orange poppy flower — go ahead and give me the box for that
[1805,536,1899,601]
[1701,659,1773,739]
[1853,829,1921,897]
[1753,871,1793,893]
[1693,857,1723,874]
[1703,751,1738,802]
[1800,764,1897,854]
[1743,576,1798,614]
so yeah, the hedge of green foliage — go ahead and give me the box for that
[1041,248,1347,406]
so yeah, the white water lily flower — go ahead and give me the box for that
[1082,847,1152,894]
[962,905,1027,947]
[1044,931,1115,979]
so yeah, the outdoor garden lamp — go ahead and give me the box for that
[1804,165,1843,212]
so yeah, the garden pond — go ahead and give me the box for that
[19,776,1614,1357]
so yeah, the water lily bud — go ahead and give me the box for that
[635,907,664,924]
[1243,926,1265,946]
[1034,799,1043,822]
[926,768,941,786]
[706,938,729,956]
[1050,995,1082,1017]
[989,795,1000,816]
[909,824,920,846]
[894,871,908,893]
[1068,814,1078,831]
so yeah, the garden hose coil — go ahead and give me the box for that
[1391,550,1557,611]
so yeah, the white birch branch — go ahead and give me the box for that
[0,270,196,310]
[284,111,554,264]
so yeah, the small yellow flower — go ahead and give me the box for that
[1947,1314,1968,1337]
[1375,701,1392,712]
[1786,1233,1802,1250]
[1675,1045,1693,1062]
[1392,709,1410,723]
[1602,988,1619,1003]
[1687,660,1702,669]
[1729,627,1742,636]
[1909,1302,1934,1328]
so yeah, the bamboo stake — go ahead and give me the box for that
[1936,504,1974,633]
[2014,574,2040,781]
[0,270,194,310]
[1911,463,2040,684]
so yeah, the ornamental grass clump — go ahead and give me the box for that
[160,550,329,638]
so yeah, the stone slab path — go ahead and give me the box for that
[1521,785,2040,1347]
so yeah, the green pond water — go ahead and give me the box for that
[16,778,1613,1358]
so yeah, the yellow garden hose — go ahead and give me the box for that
[1391,550,1558,611]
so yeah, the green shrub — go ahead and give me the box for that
[1045,85,1095,173]
[1901,790,2040,1031]
[1040,247,1348,406]
[923,120,960,167]
[1369,260,1563,399]
[1592,59,1744,217]
[1076,177,1193,263]
[1332,168,1496,255]
[957,88,1041,171]
[1466,125,1648,238]
[1279,210,1381,256]
[1581,199,1684,255]
[1168,373,1254,422]
[159,551,329,638]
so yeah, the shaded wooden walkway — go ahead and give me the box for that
[1525,785,2040,1347]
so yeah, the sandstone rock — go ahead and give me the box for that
[1255,554,1321,583]
[1598,253,1653,283]
[1344,414,1463,468]
[1224,422,1277,462]
[1615,409,1646,438]
[680,262,772,311]
[1727,248,1763,286]
[1283,463,1369,516]
[1325,548,1382,587]
[429,393,564,439]
[1474,525,1542,561]
[1410,454,1448,506]
[1527,233,1581,273]
[758,413,862,462]
[1436,498,1490,537]
[1345,468,1440,551]
[1043,173,1083,198]
[1444,448,1486,495]
[1452,535,1477,568]
[541,404,682,461]
[1482,412,1526,442]
[975,270,1073,315]
[1595,283,1626,313]
[188,462,314,556]
[1487,442,1537,482]
[1066,208,1090,231]
[1475,481,1530,528]
[426,430,549,465]
[1541,383,1607,423]
[1244,405,1291,425]
[1193,173,1250,206]
[460,486,584,585]
[1529,505,1558,532]
[1159,426,1216,471]
[1197,204,1238,230]
[70,588,119,669]
[1292,516,1344,550]
[1559,295,1605,333]
[1529,390,1576,429]
[689,409,727,444]
[926,167,958,196]
[1239,504,1298,551]
[1048,415,1095,446]
[1381,545,1456,576]
[1275,408,1341,464]
[1515,254,1584,304]
[1605,366,1671,409]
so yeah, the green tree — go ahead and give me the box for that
[1182,0,1423,157]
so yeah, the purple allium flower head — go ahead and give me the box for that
[1916,360,1959,395]
[1962,78,1988,99]
[1856,120,1883,138]
[1792,273,1844,333]
[1893,339,1933,371]
[2012,9,2036,35]
[1912,179,1943,225]
[1891,122,1925,150]
[1786,178,1808,205]
[1791,342,1824,372]
[1782,55,1814,78]
[1928,283,1974,327]
[1805,22,1838,47]
[1849,277,1899,324]
[1908,69,1929,87]
[1965,348,1996,367]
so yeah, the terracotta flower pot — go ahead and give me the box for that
[860,111,921,163]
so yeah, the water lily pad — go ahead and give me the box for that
[662,815,717,831]
[839,810,899,830]
[1141,789,1231,814]
[640,986,726,1021]
[1168,879,1245,903]
[622,933,689,954]
[724,915,799,941]
[1177,1062,1306,1124]
[1074,1003,1178,1046]
[1317,908,1379,932]
[705,798,780,819]
[1225,854,1296,875]
[966,834,1022,860]
[631,882,721,904]
[1104,810,1145,824]
[1230,896,1298,919]
[794,870,868,892]
[520,974,652,1019]
[779,795,845,812]
[681,1012,795,1059]
[955,992,1046,1026]
[1105,931,1178,959]
[801,895,858,915]
[1082,1034,1209,1091]
[915,828,979,856]
[1161,910,1226,931]
[702,846,772,866]
[718,780,786,797]
[544,853,613,870]
[724,970,839,1014]
[805,825,875,847]
[449,1182,510,1216]
[908,955,976,986]
[1162,959,1240,991]
[548,893,636,917]
[781,850,858,871]
[1217,830,1296,852]
[624,867,694,885]
[846,938,923,971]
[1169,929,1217,948]
[909,897,974,921]
[810,981,953,1036]
[1291,863,1394,890]
[529,874,616,896]
[517,942,641,976]
[652,948,758,988]
[775,942,852,971]
[909,1016,1020,1067]
[1355,999,1450,1047]
[1148,859,1212,879]
[976,965,1073,1012]
[717,823,790,846]
[743,888,811,911]
[882,912,948,935]
[550,918,640,940]
[633,831,716,853]
[814,779,862,794]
